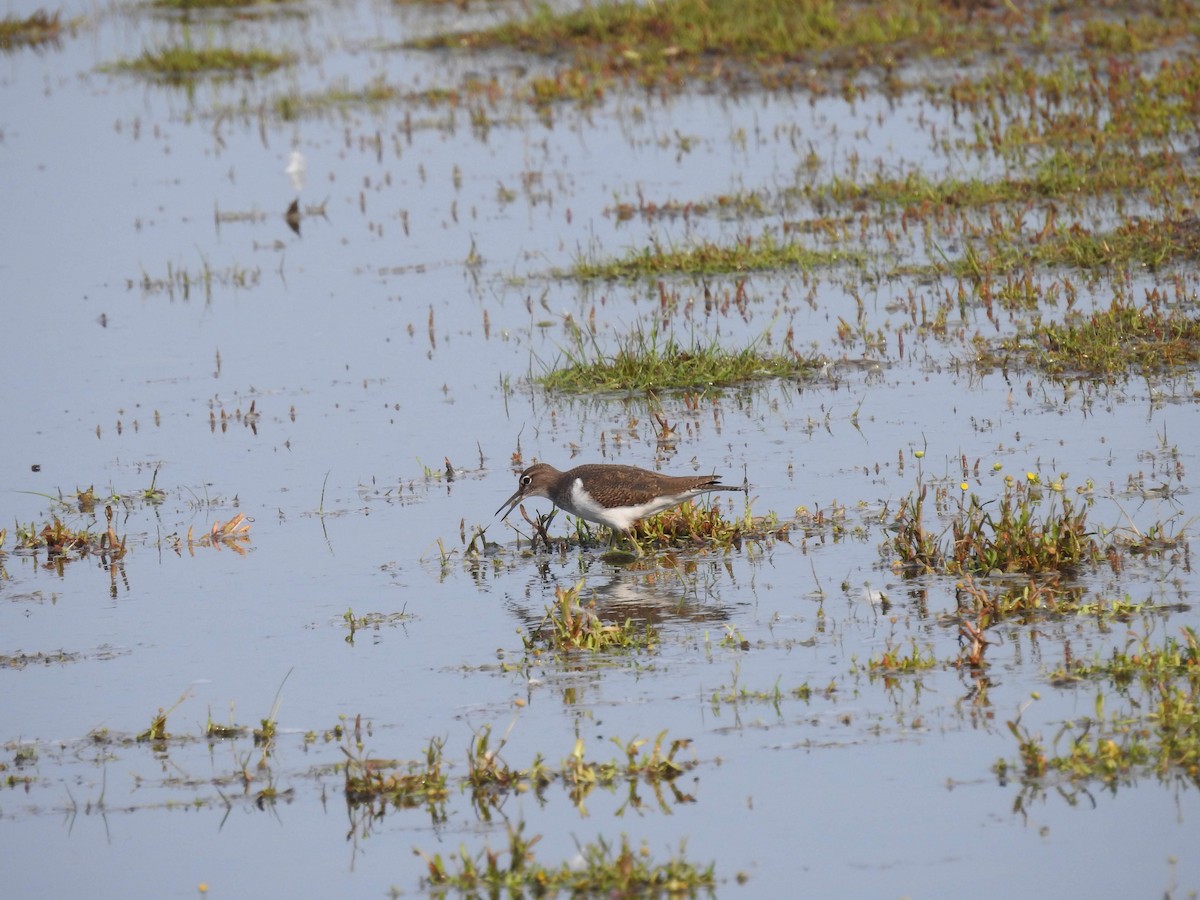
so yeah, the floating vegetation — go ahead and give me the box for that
[140,466,167,505]
[998,634,1200,790]
[209,399,263,435]
[13,504,127,562]
[953,577,1159,628]
[889,478,1103,578]
[522,581,658,653]
[131,259,261,300]
[527,68,606,108]
[205,709,250,740]
[568,232,856,279]
[4,475,261,579]
[344,735,451,814]
[938,55,1200,162]
[75,486,99,514]
[15,517,92,555]
[272,76,406,119]
[416,821,716,896]
[489,489,793,562]
[254,670,291,749]
[634,498,745,550]
[149,0,296,10]
[1048,627,1200,691]
[0,650,81,670]
[708,665,836,715]
[609,190,771,223]
[539,323,823,393]
[998,295,1200,381]
[265,75,497,120]
[828,149,1196,227]
[342,607,412,645]
[106,44,293,81]
[8,0,1200,893]
[566,730,698,791]
[344,726,697,819]
[412,0,992,89]
[463,724,551,796]
[185,514,252,554]
[136,688,193,743]
[0,8,64,50]
[866,638,938,675]
[951,216,1200,279]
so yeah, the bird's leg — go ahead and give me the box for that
[604,527,643,558]
[622,528,645,557]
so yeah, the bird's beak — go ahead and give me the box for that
[496,488,524,520]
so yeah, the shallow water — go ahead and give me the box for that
[3,1,1200,896]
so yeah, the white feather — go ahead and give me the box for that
[567,478,686,531]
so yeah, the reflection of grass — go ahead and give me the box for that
[539,323,823,392]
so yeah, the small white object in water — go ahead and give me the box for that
[862,587,888,607]
[285,150,306,192]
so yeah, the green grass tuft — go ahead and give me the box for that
[539,323,823,392]
[1000,296,1200,380]
[569,231,856,279]
[107,44,293,81]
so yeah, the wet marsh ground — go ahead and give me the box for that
[3,0,1200,895]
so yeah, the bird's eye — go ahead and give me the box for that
[521,475,531,485]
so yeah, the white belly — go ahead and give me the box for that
[567,478,684,532]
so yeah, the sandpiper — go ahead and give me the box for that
[495,462,743,554]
